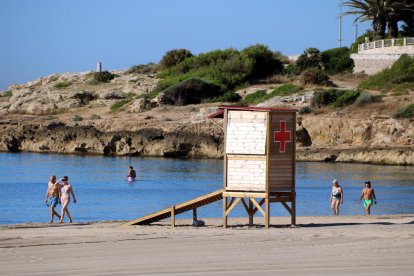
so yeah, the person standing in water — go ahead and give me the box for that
[359,181,377,215]
[58,176,77,223]
[127,166,136,182]
[45,175,61,223]
[330,179,343,215]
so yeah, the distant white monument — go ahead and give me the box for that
[96,62,102,72]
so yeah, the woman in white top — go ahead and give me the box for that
[330,179,343,215]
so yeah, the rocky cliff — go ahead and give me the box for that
[1,71,413,165]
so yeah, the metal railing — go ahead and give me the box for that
[358,37,414,52]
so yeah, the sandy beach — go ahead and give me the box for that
[1,215,413,275]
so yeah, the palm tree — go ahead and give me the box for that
[342,0,413,39]
[385,0,414,37]
[342,0,388,39]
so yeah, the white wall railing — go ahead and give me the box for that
[358,37,414,52]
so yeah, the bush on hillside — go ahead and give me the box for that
[240,84,302,105]
[127,63,159,74]
[394,103,414,118]
[300,68,331,85]
[161,78,224,105]
[54,80,72,88]
[354,93,382,106]
[333,90,361,107]
[296,48,325,73]
[359,54,414,91]
[93,71,115,83]
[312,88,362,108]
[321,47,354,75]
[160,49,193,69]
[156,45,284,94]
[240,44,284,80]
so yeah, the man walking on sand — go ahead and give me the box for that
[359,181,377,215]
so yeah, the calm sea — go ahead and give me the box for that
[0,152,413,224]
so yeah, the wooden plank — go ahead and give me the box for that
[248,200,253,226]
[193,208,197,222]
[121,189,223,226]
[227,197,235,209]
[281,202,292,215]
[227,155,266,161]
[223,196,228,228]
[265,197,270,228]
[225,197,241,216]
[250,198,265,216]
[171,206,175,228]
[252,199,265,215]
[223,191,267,198]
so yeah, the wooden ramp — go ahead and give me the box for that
[121,189,223,226]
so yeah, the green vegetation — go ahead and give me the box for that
[49,75,59,82]
[110,99,133,112]
[88,71,117,84]
[72,114,83,122]
[333,90,361,107]
[240,84,302,105]
[354,93,382,106]
[54,80,72,89]
[126,63,159,74]
[300,68,331,85]
[156,44,284,96]
[1,90,12,97]
[350,30,375,53]
[394,103,414,118]
[359,54,414,91]
[160,49,193,69]
[312,88,362,108]
[342,0,413,39]
[321,47,354,75]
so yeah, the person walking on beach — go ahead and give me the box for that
[58,176,77,223]
[359,181,377,215]
[127,166,136,182]
[45,175,61,223]
[330,179,343,215]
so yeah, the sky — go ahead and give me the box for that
[0,0,370,91]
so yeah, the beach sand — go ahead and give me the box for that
[1,215,413,275]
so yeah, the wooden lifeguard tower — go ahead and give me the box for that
[209,106,297,228]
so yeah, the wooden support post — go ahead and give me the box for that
[171,206,175,228]
[291,192,296,226]
[193,208,197,223]
[265,197,270,229]
[223,197,228,228]
[249,199,253,227]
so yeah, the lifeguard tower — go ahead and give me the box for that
[122,105,296,228]
[208,106,297,228]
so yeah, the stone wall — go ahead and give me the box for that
[351,53,401,75]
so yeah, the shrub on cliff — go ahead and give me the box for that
[394,103,414,118]
[300,68,331,85]
[240,84,302,105]
[156,45,284,94]
[359,54,414,91]
[126,63,159,74]
[312,89,363,108]
[354,93,382,106]
[160,49,193,69]
[161,78,224,105]
[54,80,72,89]
[93,71,115,83]
[321,47,354,75]
[333,90,361,107]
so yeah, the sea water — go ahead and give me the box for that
[0,152,413,224]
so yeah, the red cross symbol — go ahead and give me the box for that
[274,120,291,153]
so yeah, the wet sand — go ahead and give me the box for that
[1,214,413,275]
